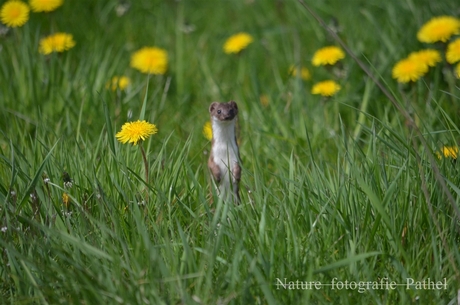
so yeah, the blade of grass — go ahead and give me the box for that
[16,140,58,213]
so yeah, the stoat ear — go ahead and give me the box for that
[209,102,218,113]
[229,100,238,109]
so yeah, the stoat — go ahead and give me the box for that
[208,101,241,203]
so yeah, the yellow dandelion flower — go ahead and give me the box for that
[455,63,460,79]
[117,76,130,90]
[29,0,63,12]
[312,46,345,66]
[106,76,131,91]
[311,80,341,97]
[259,94,270,107]
[223,32,253,54]
[436,146,458,160]
[1,1,30,28]
[446,38,460,64]
[116,120,158,145]
[39,32,75,55]
[288,65,311,80]
[62,192,70,207]
[408,49,441,67]
[392,58,428,83]
[202,121,212,141]
[130,47,168,75]
[417,16,460,43]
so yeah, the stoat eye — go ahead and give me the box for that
[217,110,221,114]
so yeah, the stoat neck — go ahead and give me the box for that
[211,118,236,144]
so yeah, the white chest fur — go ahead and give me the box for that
[211,118,239,178]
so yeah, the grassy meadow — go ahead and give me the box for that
[1,0,460,303]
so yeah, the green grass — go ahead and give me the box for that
[1,0,460,304]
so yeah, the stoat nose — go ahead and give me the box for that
[224,113,236,121]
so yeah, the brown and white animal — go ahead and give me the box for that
[207,101,241,203]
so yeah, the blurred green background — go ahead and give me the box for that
[1,0,460,304]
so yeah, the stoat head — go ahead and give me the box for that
[209,101,238,122]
